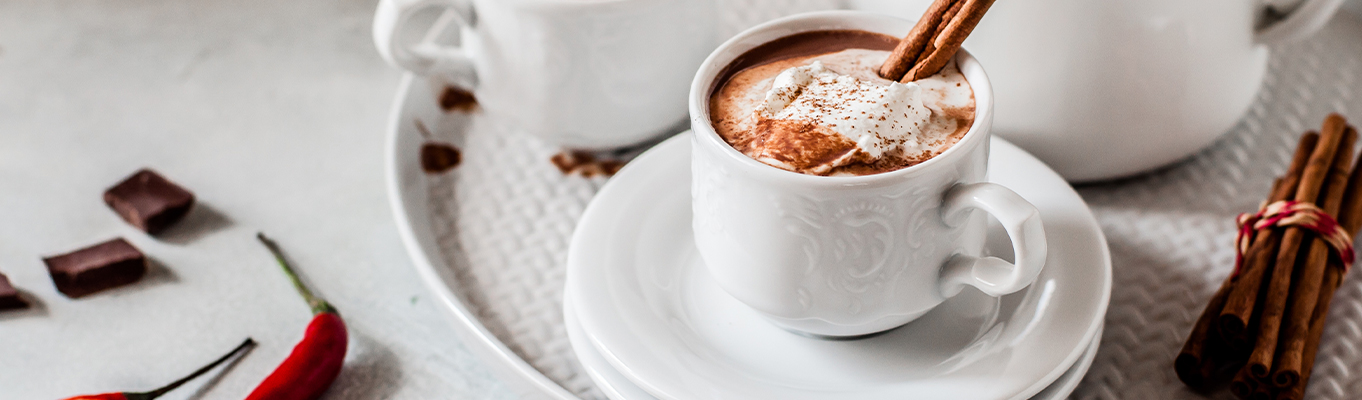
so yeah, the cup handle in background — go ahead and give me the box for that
[373,0,479,85]
[938,182,1048,298]
[1255,0,1345,44]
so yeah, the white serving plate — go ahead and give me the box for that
[385,79,1108,399]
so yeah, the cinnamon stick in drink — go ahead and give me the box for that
[1220,132,1319,337]
[915,0,964,73]
[903,0,996,82]
[878,0,957,81]
[1271,120,1355,387]
[1247,114,1350,379]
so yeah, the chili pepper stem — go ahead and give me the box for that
[122,338,256,400]
[257,233,337,315]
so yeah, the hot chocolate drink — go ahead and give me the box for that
[709,30,975,176]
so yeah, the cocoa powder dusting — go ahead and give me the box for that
[752,119,860,174]
[439,86,478,112]
[551,151,626,177]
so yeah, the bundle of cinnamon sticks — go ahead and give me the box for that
[1177,114,1361,400]
[878,0,995,82]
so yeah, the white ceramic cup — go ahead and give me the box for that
[373,0,718,149]
[690,11,1047,338]
[848,0,1344,182]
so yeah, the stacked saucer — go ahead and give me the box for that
[563,134,1111,399]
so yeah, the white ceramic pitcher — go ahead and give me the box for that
[848,0,1345,182]
[374,0,718,149]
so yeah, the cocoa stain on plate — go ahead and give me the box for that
[421,143,462,173]
[551,151,626,177]
[414,119,461,174]
[440,86,478,112]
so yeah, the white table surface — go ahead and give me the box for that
[0,0,514,398]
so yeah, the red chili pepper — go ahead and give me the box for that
[62,338,255,400]
[63,395,128,400]
[247,233,349,400]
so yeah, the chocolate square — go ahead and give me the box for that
[104,169,195,234]
[0,272,24,310]
[43,238,147,298]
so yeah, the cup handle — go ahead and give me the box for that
[938,182,1048,298]
[373,0,479,84]
[1255,0,1345,45]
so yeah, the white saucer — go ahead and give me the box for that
[564,292,1103,400]
[565,134,1111,400]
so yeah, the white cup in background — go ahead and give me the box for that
[848,0,1344,182]
[374,0,719,149]
[689,12,1048,338]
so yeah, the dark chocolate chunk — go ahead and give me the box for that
[104,169,195,234]
[0,272,25,310]
[421,142,462,174]
[43,238,147,298]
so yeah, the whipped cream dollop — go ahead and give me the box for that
[759,61,931,160]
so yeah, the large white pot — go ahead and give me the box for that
[849,0,1344,182]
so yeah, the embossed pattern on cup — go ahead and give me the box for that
[693,131,986,331]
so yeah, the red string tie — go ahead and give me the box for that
[1235,200,1355,277]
